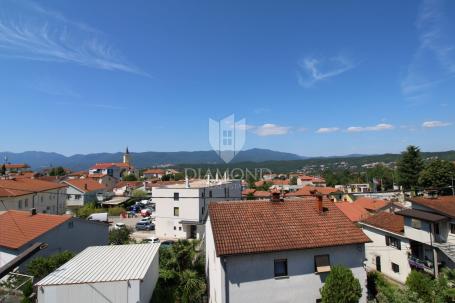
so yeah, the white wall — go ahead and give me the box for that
[140,245,160,303]
[206,216,225,303]
[223,245,367,303]
[0,188,66,215]
[362,225,411,284]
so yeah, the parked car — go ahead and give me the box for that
[138,217,152,224]
[128,204,142,213]
[160,240,175,248]
[143,237,160,244]
[87,212,108,223]
[140,208,152,217]
[114,222,126,230]
[135,221,155,231]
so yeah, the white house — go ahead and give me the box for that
[36,244,160,303]
[153,178,241,240]
[360,212,411,283]
[206,195,371,303]
[86,174,118,191]
[0,178,68,215]
[0,210,108,268]
[63,179,107,207]
[143,168,166,179]
[297,175,326,187]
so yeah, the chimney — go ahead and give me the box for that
[185,176,190,188]
[31,208,37,216]
[315,193,324,213]
[271,192,281,202]
[84,183,88,190]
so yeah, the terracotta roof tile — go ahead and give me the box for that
[285,186,339,197]
[0,210,71,249]
[143,169,165,174]
[361,212,404,234]
[253,190,271,197]
[90,163,130,170]
[410,196,455,218]
[209,199,370,256]
[4,164,29,169]
[354,197,390,212]
[0,179,67,197]
[335,202,370,222]
[64,179,106,193]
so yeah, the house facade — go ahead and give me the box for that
[63,179,107,207]
[143,169,166,179]
[153,179,241,239]
[206,197,370,303]
[0,178,67,214]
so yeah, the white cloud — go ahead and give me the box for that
[253,124,290,136]
[422,120,452,128]
[402,0,455,98]
[0,1,149,77]
[346,123,394,132]
[316,127,339,134]
[297,55,356,87]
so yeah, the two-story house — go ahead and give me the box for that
[206,194,371,303]
[63,179,107,207]
[153,178,241,240]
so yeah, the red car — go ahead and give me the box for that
[140,208,152,217]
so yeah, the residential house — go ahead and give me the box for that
[113,181,144,196]
[206,196,370,303]
[165,169,180,175]
[0,210,108,268]
[336,202,371,222]
[36,244,159,303]
[4,163,30,174]
[86,173,118,191]
[89,163,131,180]
[152,179,241,240]
[285,186,342,201]
[0,178,67,214]
[360,212,411,283]
[143,168,166,179]
[297,175,326,187]
[63,179,107,207]
[262,173,276,181]
[66,170,88,179]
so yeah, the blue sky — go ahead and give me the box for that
[0,0,454,156]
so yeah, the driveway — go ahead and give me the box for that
[110,215,156,241]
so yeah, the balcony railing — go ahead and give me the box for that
[408,256,434,274]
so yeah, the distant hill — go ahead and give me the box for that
[0,148,306,171]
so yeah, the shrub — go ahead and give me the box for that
[320,265,362,303]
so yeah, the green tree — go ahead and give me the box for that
[1,164,6,175]
[366,165,394,191]
[320,265,362,303]
[75,202,104,218]
[419,159,455,189]
[132,189,147,198]
[152,240,206,303]
[405,270,448,303]
[123,174,138,181]
[290,176,298,185]
[396,145,424,191]
[108,227,133,245]
[247,192,255,200]
[27,251,75,281]
[49,166,66,176]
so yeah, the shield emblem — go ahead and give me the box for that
[209,114,246,163]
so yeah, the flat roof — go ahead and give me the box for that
[396,208,448,222]
[36,244,160,286]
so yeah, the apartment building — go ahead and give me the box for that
[153,178,241,239]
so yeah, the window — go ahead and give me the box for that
[75,195,81,200]
[386,236,401,250]
[174,192,179,201]
[202,206,205,216]
[435,223,440,235]
[411,218,422,229]
[174,207,180,217]
[451,224,455,234]
[391,263,399,273]
[222,130,232,146]
[179,227,182,231]
[18,200,23,209]
[209,190,212,198]
[40,196,44,203]
[174,226,176,230]
[24,199,29,208]
[274,259,288,277]
[314,255,331,273]
[68,221,74,229]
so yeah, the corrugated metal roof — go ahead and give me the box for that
[36,244,160,286]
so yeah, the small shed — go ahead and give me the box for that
[36,244,160,303]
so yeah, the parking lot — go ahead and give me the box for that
[110,216,156,242]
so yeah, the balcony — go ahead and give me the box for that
[408,255,434,274]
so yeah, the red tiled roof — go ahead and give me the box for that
[410,196,455,218]
[241,189,256,196]
[335,202,370,222]
[362,212,404,234]
[0,179,67,197]
[209,199,370,256]
[143,169,165,175]
[90,163,130,170]
[4,164,29,169]
[87,173,108,179]
[254,180,265,187]
[64,179,106,193]
[253,190,271,197]
[354,197,390,212]
[272,179,290,186]
[285,186,339,197]
[0,210,71,249]
[114,181,143,189]
[299,175,325,183]
[12,172,37,179]
[67,170,88,177]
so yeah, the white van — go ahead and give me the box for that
[87,212,108,223]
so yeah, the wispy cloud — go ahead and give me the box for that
[402,0,455,98]
[252,124,290,136]
[422,120,452,128]
[297,55,357,87]
[346,123,394,133]
[316,127,339,134]
[0,1,149,77]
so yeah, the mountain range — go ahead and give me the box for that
[0,149,306,171]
